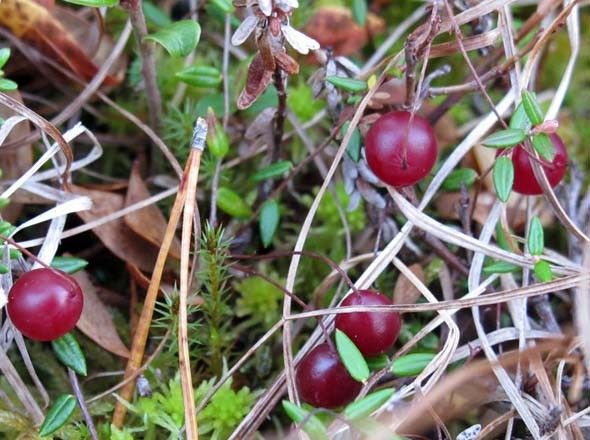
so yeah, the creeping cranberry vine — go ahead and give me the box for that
[7,268,84,341]
[364,110,438,187]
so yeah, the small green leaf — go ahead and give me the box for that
[0,220,14,235]
[527,216,544,256]
[207,125,229,158]
[483,261,520,275]
[342,122,361,162]
[441,168,478,191]
[335,329,370,383]
[61,0,118,6]
[143,2,173,27]
[534,259,553,282]
[0,263,8,275]
[282,401,328,440]
[51,256,88,274]
[495,224,512,251]
[343,388,394,420]
[351,0,367,26]
[259,200,280,248]
[366,354,389,370]
[0,78,18,91]
[482,128,526,148]
[391,353,436,377]
[251,160,292,182]
[39,394,77,437]
[52,334,87,376]
[493,156,514,202]
[509,102,532,131]
[532,133,555,162]
[325,76,367,92]
[0,48,10,69]
[145,20,201,57]
[0,197,9,209]
[9,249,21,260]
[216,187,252,219]
[210,0,234,13]
[521,90,544,125]
[176,66,222,88]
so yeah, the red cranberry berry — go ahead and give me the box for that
[508,134,568,195]
[7,268,84,341]
[335,289,401,357]
[364,110,438,187]
[296,343,362,408]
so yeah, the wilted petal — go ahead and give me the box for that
[231,15,258,46]
[281,24,320,54]
[347,190,361,212]
[258,0,272,16]
[357,179,386,209]
[238,53,274,110]
[358,158,382,186]
[274,51,299,75]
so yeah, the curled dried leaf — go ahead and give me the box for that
[238,53,274,110]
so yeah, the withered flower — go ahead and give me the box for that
[231,0,320,109]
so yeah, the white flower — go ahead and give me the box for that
[258,0,273,16]
[281,23,320,54]
[231,15,258,46]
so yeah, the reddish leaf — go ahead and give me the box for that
[274,50,299,75]
[73,270,130,358]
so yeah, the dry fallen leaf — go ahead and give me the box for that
[393,263,425,305]
[0,91,33,223]
[0,0,121,86]
[303,7,385,56]
[124,162,181,260]
[73,270,130,358]
[71,185,158,272]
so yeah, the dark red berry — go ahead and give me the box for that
[335,290,401,356]
[7,268,84,341]
[296,343,362,408]
[365,110,438,187]
[508,134,568,195]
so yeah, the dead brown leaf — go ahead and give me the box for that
[73,270,130,358]
[303,7,385,56]
[70,184,158,272]
[393,263,425,305]
[0,91,33,223]
[124,162,181,260]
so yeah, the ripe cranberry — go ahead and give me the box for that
[335,290,401,356]
[296,343,361,408]
[507,134,568,195]
[364,110,438,187]
[7,268,84,341]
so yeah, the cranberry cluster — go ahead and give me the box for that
[7,268,84,341]
[295,289,401,408]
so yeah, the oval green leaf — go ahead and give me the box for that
[251,160,292,182]
[483,261,520,275]
[216,187,252,219]
[0,48,10,69]
[442,168,478,191]
[145,20,201,57]
[325,76,367,92]
[343,388,394,421]
[61,0,117,6]
[366,353,389,370]
[509,102,532,131]
[0,78,18,91]
[482,128,526,149]
[52,333,87,376]
[39,394,77,437]
[176,66,222,88]
[207,126,229,158]
[521,90,543,125]
[527,216,544,256]
[534,259,553,283]
[259,200,279,248]
[342,122,362,162]
[493,156,514,203]
[210,0,234,13]
[51,256,89,274]
[351,0,367,26]
[335,329,370,383]
[532,133,555,162]
[391,353,436,377]
[282,400,328,440]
